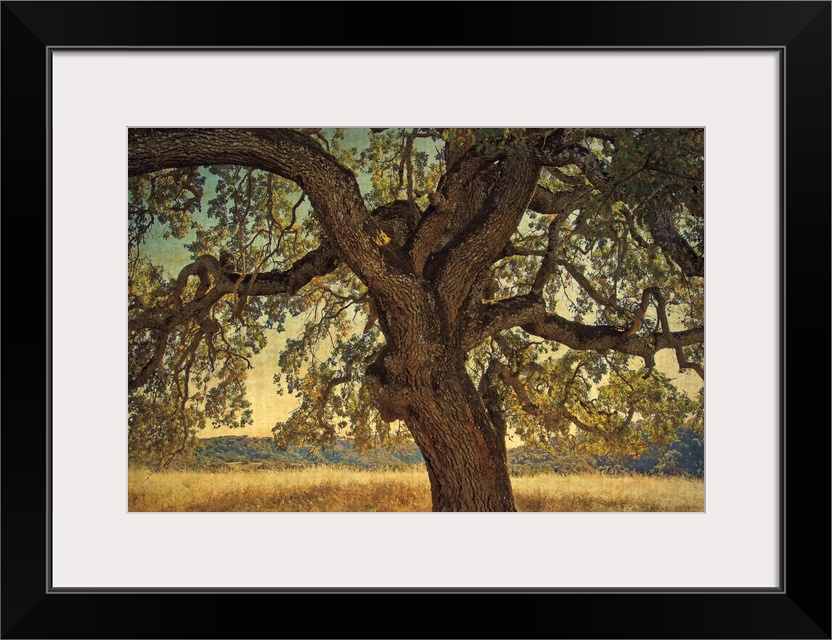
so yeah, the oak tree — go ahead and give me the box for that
[128,128,704,511]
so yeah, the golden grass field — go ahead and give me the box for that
[128,467,703,512]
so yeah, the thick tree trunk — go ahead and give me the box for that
[127,130,531,511]
[368,346,517,512]
[413,395,517,511]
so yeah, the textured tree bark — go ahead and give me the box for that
[130,128,524,512]
[128,128,702,511]
[367,344,516,512]
[414,362,516,511]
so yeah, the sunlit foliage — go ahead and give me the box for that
[129,128,703,469]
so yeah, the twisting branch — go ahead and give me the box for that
[128,244,340,390]
[400,130,416,202]
[484,354,625,443]
[554,256,629,315]
[461,293,703,376]
[527,184,591,217]
[624,287,703,378]
[129,128,424,304]
[129,245,339,335]
[560,406,616,442]
[621,203,651,249]
[625,287,660,336]
[622,287,704,378]
[651,290,705,379]
[315,360,357,426]
[551,167,589,188]
[406,147,500,272]
[129,329,171,392]
[478,359,510,438]
[651,208,704,278]
[530,217,562,296]
[432,159,540,322]
[535,145,612,191]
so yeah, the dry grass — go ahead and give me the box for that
[513,473,703,512]
[128,467,703,512]
[129,467,432,512]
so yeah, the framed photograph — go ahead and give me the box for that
[3,1,829,638]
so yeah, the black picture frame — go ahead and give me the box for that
[2,2,829,638]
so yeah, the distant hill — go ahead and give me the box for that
[158,435,425,471]
[508,425,703,477]
[135,426,703,477]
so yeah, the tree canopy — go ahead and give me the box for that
[128,127,704,511]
